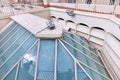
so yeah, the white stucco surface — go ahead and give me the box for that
[11,13,62,38]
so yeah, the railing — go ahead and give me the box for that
[0,1,120,18]
[97,49,120,80]
[49,2,120,18]
[0,2,43,16]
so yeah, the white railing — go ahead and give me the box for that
[0,1,120,18]
[49,2,120,18]
[0,2,43,16]
[97,49,120,80]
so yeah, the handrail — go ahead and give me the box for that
[97,49,120,80]
[49,3,120,18]
[0,1,120,18]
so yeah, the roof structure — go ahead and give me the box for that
[0,18,110,80]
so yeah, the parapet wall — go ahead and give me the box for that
[49,7,120,79]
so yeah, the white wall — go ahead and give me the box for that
[102,34,120,79]
[0,17,11,31]
[28,8,50,19]
[33,10,50,19]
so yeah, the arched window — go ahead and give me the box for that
[90,27,105,40]
[58,18,64,21]
[79,23,89,27]
[66,20,76,31]
[92,27,104,31]
[76,23,89,39]
[86,0,92,4]
[50,16,56,19]
[110,0,115,5]
[50,16,56,22]
[66,20,74,23]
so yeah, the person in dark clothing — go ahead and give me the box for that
[18,60,34,80]
[23,60,33,72]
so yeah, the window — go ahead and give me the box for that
[110,0,115,5]
[86,0,92,4]
[92,27,104,31]
[58,18,64,21]
[66,20,74,23]
[38,0,43,2]
[67,0,76,3]
[79,23,89,27]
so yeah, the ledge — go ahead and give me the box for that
[11,13,62,38]
[50,7,120,25]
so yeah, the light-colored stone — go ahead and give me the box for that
[11,13,62,38]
